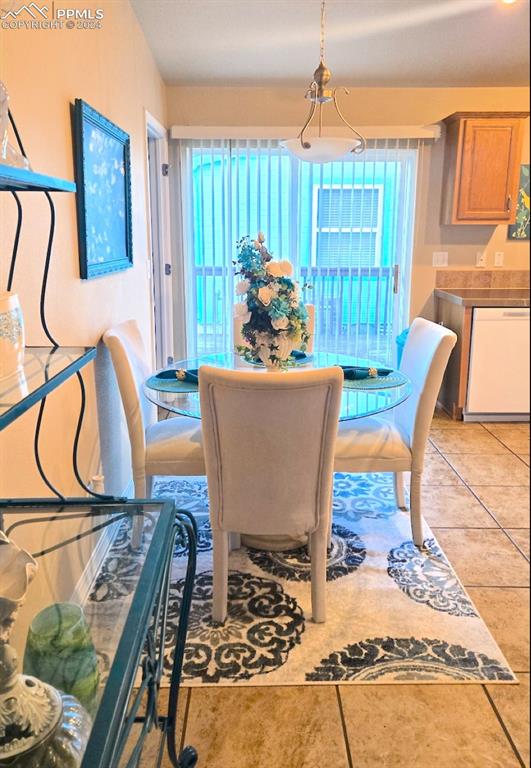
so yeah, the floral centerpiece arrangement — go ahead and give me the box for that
[234,233,309,368]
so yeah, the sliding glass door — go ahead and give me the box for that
[174,138,418,364]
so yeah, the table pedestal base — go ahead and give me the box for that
[241,532,308,552]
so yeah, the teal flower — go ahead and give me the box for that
[269,297,290,320]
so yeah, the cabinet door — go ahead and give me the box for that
[455,118,523,224]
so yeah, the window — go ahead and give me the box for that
[173,139,418,362]
[312,185,383,267]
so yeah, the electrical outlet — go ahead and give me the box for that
[475,251,487,268]
[432,251,449,267]
[494,251,504,267]
[90,475,105,494]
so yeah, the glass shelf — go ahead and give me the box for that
[0,163,76,192]
[0,346,96,430]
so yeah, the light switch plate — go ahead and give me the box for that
[494,251,504,267]
[433,251,449,267]
[476,251,487,268]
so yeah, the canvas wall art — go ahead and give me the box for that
[73,99,133,279]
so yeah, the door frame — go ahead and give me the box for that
[145,110,174,368]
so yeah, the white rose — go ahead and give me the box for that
[271,316,290,330]
[234,302,249,317]
[258,286,274,306]
[265,262,284,278]
[236,279,250,295]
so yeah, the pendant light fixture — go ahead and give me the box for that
[282,1,366,163]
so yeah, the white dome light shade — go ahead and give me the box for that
[281,136,362,164]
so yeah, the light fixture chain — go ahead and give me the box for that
[320,0,326,62]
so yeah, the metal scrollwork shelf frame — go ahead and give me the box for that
[1,108,124,505]
[114,508,198,768]
[3,501,198,768]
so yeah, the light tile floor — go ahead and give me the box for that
[143,414,530,768]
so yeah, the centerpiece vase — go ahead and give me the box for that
[255,332,295,369]
[0,533,91,768]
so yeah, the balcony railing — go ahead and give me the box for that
[193,264,395,361]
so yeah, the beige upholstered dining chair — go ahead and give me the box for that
[334,317,457,547]
[103,320,205,500]
[233,303,315,354]
[199,365,343,624]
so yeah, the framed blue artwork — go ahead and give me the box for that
[73,99,133,279]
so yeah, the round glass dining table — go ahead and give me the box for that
[143,351,412,421]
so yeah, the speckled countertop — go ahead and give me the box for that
[434,288,530,308]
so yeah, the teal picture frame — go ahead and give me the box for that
[73,99,133,279]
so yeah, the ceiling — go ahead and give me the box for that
[130,0,530,88]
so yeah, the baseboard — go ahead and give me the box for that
[69,479,134,605]
[463,413,530,423]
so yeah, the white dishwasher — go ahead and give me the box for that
[465,307,530,421]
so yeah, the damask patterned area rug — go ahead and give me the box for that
[88,473,516,687]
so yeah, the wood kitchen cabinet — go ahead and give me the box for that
[441,111,528,225]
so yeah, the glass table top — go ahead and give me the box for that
[1,500,175,767]
[0,346,96,430]
[144,351,412,422]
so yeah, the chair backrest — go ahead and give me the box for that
[102,320,156,475]
[395,317,457,470]
[199,365,342,537]
[233,303,315,353]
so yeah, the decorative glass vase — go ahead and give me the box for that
[24,603,100,717]
[0,646,91,768]
[0,535,92,768]
[0,81,31,170]
[0,291,25,382]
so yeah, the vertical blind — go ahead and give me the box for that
[173,138,419,364]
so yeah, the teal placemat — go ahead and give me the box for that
[147,365,407,392]
[145,374,198,394]
[342,370,409,390]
